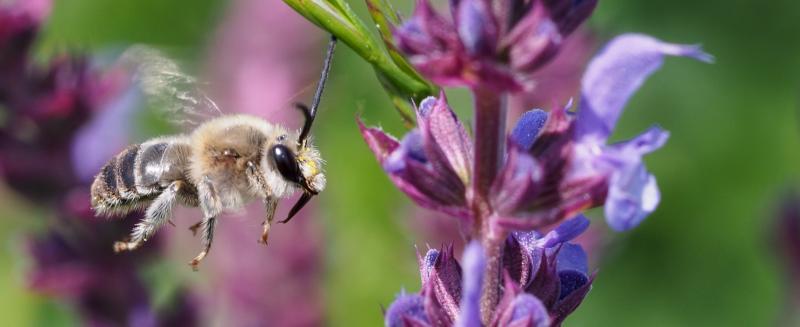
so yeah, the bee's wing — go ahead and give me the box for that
[119,45,223,129]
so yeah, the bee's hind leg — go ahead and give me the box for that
[189,216,216,271]
[190,176,222,271]
[114,181,182,253]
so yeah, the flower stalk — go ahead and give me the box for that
[470,86,508,323]
[471,87,507,200]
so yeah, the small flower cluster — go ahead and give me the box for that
[386,216,592,327]
[395,0,596,91]
[0,1,197,325]
[358,0,711,325]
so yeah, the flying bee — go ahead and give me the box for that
[90,36,337,270]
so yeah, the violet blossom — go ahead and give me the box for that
[386,216,592,327]
[394,0,596,91]
[358,0,711,324]
[0,1,198,325]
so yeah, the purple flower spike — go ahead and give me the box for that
[576,34,713,143]
[455,241,485,327]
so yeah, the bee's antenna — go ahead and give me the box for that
[297,35,337,145]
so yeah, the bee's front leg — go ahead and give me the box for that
[259,197,278,245]
[245,161,276,246]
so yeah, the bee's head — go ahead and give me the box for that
[267,134,325,223]
[269,141,326,195]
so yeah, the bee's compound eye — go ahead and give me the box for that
[271,144,301,184]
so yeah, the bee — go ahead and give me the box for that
[90,36,337,270]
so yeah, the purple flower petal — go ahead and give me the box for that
[454,242,484,327]
[511,109,549,151]
[601,126,669,231]
[491,145,543,215]
[526,247,560,308]
[418,93,473,184]
[555,243,588,275]
[543,0,598,35]
[576,34,712,142]
[551,273,594,326]
[506,294,550,327]
[430,245,463,322]
[358,118,401,164]
[557,270,589,301]
[504,4,561,73]
[385,293,430,327]
[419,248,440,285]
[536,215,590,248]
[504,233,534,288]
[422,282,454,326]
[455,0,498,57]
[386,130,428,172]
[360,118,470,218]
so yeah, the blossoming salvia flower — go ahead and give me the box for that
[358,0,712,325]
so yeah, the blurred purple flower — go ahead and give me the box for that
[28,190,199,327]
[386,216,592,326]
[394,0,596,91]
[363,34,711,234]
[0,1,198,325]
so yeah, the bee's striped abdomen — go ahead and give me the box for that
[91,136,194,217]
[116,144,140,198]
[91,144,152,215]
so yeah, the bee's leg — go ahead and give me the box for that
[258,197,277,245]
[190,176,222,271]
[245,160,276,245]
[189,216,217,271]
[113,181,182,253]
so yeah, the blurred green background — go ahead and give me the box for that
[1,0,799,326]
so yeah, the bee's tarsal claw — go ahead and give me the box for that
[189,251,208,271]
